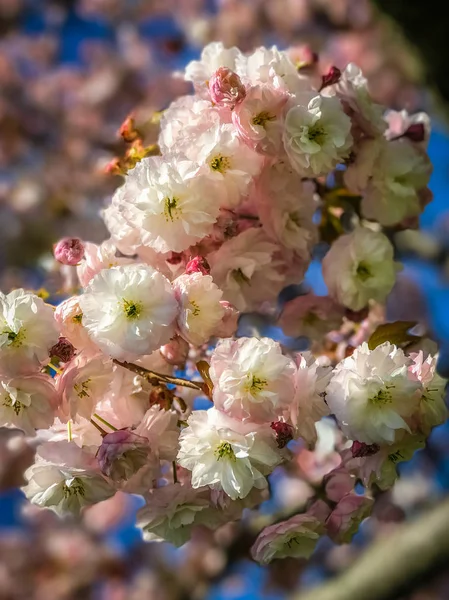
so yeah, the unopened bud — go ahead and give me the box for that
[49,337,76,363]
[185,256,210,276]
[53,238,85,266]
[271,421,294,448]
[403,123,426,143]
[319,66,341,91]
[208,67,246,109]
[160,336,189,366]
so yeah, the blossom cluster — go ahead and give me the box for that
[0,42,444,565]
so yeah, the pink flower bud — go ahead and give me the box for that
[271,421,294,448]
[327,492,374,543]
[97,429,151,482]
[49,337,76,363]
[212,301,239,338]
[404,123,426,143]
[53,238,85,266]
[208,67,246,109]
[160,335,190,366]
[319,66,341,91]
[351,440,380,458]
[324,468,355,502]
[185,255,210,276]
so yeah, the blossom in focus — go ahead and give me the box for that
[134,405,180,461]
[185,42,243,96]
[0,374,58,436]
[114,157,224,253]
[79,264,178,360]
[208,67,246,109]
[54,296,97,353]
[0,289,59,375]
[177,408,281,500]
[232,84,288,155]
[54,237,85,266]
[283,95,352,176]
[57,352,112,422]
[23,442,115,516]
[322,227,401,311]
[76,240,135,287]
[173,273,225,345]
[210,337,296,423]
[251,512,325,564]
[327,342,421,444]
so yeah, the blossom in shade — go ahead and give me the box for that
[283,95,352,176]
[278,293,344,339]
[232,84,288,155]
[250,512,326,564]
[408,352,448,434]
[324,467,355,502]
[208,228,286,312]
[172,273,225,345]
[322,227,401,311]
[159,336,190,366]
[134,405,180,461]
[53,237,85,266]
[177,408,281,500]
[290,352,332,445]
[57,352,112,421]
[79,264,178,360]
[137,483,211,546]
[212,301,240,338]
[97,430,153,483]
[115,157,224,253]
[255,161,318,254]
[0,289,59,375]
[0,374,58,436]
[22,441,115,516]
[327,342,421,444]
[327,492,374,543]
[208,67,246,108]
[54,296,97,353]
[210,337,296,423]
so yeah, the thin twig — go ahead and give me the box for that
[113,359,205,391]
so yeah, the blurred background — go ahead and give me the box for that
[1,1,449,599]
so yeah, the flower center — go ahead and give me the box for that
[72,313,83,324]
[307,124,326,145]
[215,441,236,462]
[164,196,181,222]
[74,379,91,399]
[210,154,231,173]
[189,300,201,316]
[369,386,393,406]
[356,261,372,282]
[62,477,85,498]
[232,268,251,285]
[246,374,268,395]
[288,211,302,229]
[3,394,24,415]
[122,299,142,320]
[2,328,25,347]
[252,111,275,127]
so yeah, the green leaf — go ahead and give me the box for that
[367,321,420,350]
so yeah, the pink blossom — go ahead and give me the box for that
[324,467,355,502]
[54,296,98,353]
[327,492,374,543]
[251,512,325,564]
[185,255,211,276]
[232,84,288,155]
[208,67,246,109]
[54,237,85,266]
[77,240,134,288]
[160,336,190,366]
[212,301,240,338]
[278,293,344,339]
[97,429,152,483]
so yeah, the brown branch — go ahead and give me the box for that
[295,496,449,600]
[113,359,206,392]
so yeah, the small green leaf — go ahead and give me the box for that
[368,321,420,350]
